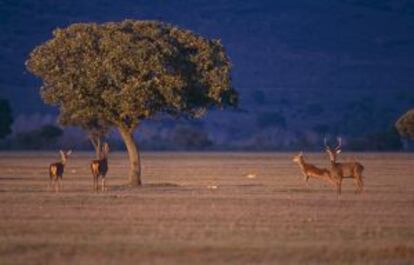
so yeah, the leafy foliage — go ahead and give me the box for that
[26,20,238,132]
[0,99,13,139]
[395,109,414,139]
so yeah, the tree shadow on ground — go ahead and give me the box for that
[110,183,181,191]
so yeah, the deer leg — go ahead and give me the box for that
[60,177,63,191]
[93,175,96,192]
[328,177,336,189]
[302,174,309,188]
[336,179,342,195]
[97,176,101,192]
[353,177,360,193]
[54,178,58,193]
[323,172,335,190]
[336,185,341,200]
[95,176,99,192]
[358,175,364,193]
[101,177,106,192]
[57,178,61,192]
[48,177,53,192]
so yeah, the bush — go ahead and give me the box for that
[347,128,402,151]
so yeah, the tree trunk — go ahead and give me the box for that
[89,136,101,159]
[118,127,142,186]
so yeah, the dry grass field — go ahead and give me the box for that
[0,151,413,265]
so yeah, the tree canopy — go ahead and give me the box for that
[395,109,414,139]
[26,20,238,185]
[26,20,237,130]
[0,99,13,139]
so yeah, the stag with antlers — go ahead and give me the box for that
[91,142,110,192]
[292,152,336,188]
[324,137,364,194]
[49,150,72,192]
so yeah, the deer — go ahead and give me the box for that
[292,152,337,188]
[91,142,109,192]
[324,137,364,194]
[49,150,72,192]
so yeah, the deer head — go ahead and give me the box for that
[59,150,72,164]
[292,151,304,163]
[102,142,110,159]
[324,137,342,162]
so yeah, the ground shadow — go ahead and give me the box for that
[231,184,265,188]
[110,182,181,191]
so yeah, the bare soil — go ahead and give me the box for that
[0,152,413,265]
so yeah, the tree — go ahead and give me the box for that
[85,121,109,160]
[26,20,238,185]
[60,113,109,159]
[0,99,13,139]
[14,124,63,150]
[395,109,414,139]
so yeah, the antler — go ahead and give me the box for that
[103,142,110,155]
[324,137,329,149]
[335,137,342,151]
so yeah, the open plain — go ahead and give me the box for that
[0,152,413,265]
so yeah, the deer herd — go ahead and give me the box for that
[292,137,364,195]
[48,143,110,192]
[48,137,363,196]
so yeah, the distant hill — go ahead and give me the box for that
[1,0,413,149]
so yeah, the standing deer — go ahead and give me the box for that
[324,137,364,194]
[292,152,336,188]
[91,142,109,192]
[49,150,72,192]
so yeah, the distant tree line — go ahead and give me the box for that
[0,98,13,139]
[2,105,414,152]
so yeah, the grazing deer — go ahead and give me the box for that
[91,142,109,192]
[292,152,336,188]
[49,150,72,192]
[324,137,364,194]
